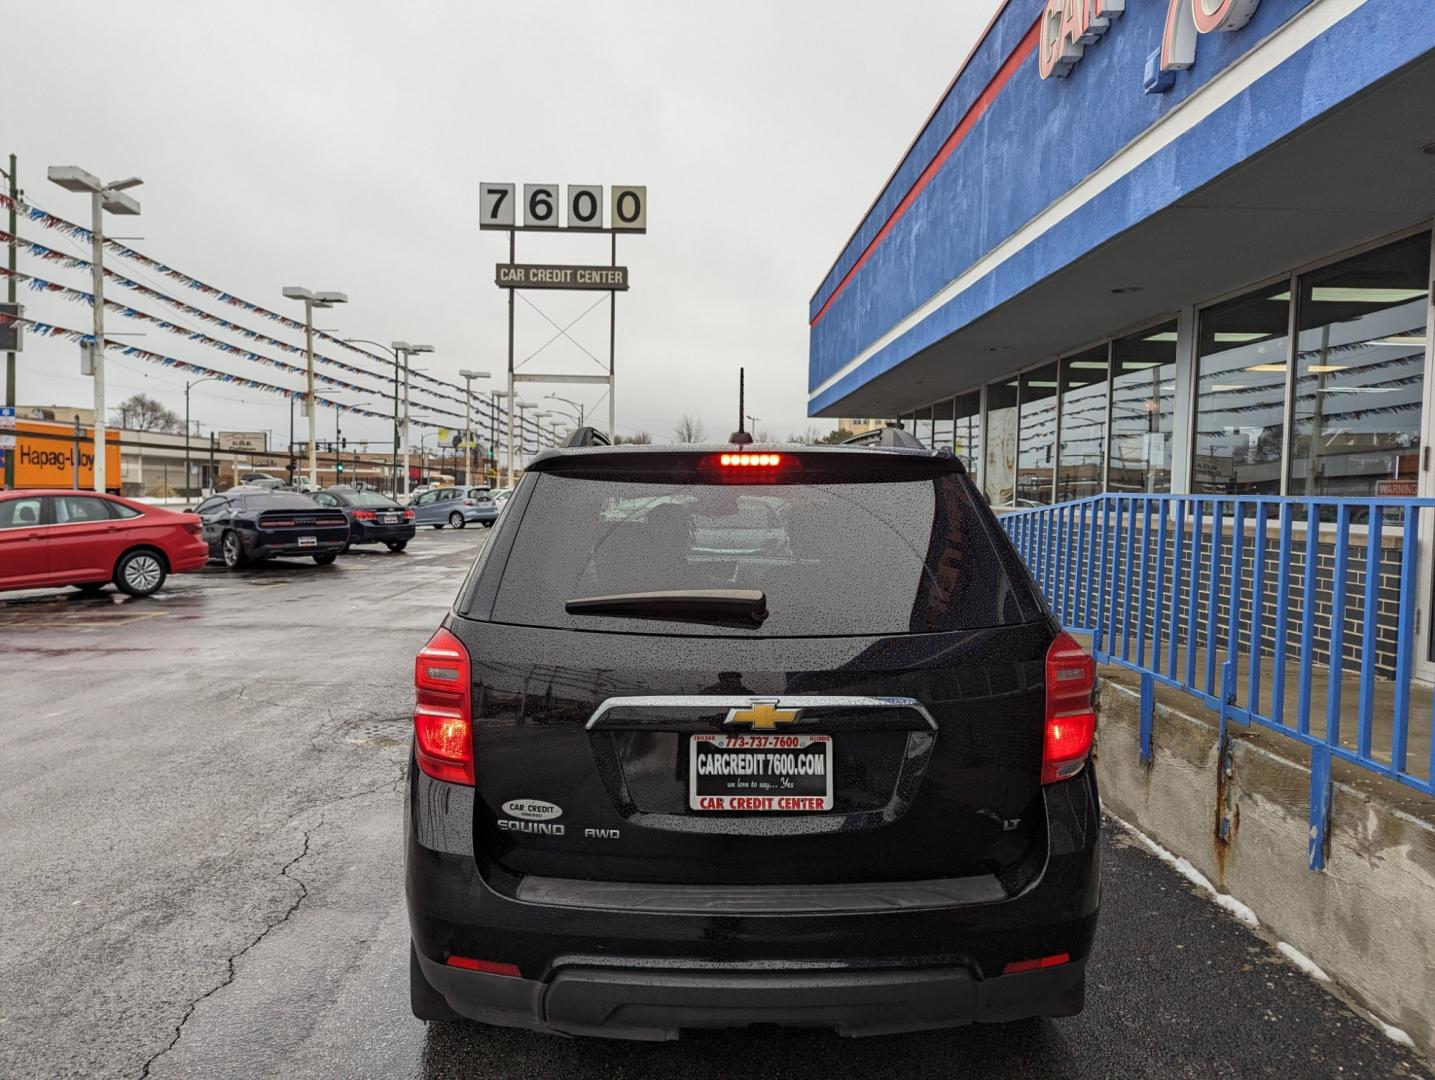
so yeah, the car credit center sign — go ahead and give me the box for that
[494,264,629,291]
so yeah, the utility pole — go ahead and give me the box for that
[506,230,515,488]
[184,377,218,498]
[48,166,143,493]
[3,154,15,491]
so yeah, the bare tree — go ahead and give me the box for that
[672,414,706,443]
[111,393,183,433]
[613,431,653,444]
[786,426,827,445]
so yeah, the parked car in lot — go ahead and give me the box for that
[310,486,416,552]
[409,485,497,529]
[236,473,286,491]
[194,490,349,568]
[405,439,1100,1038]
[0,489,207,597]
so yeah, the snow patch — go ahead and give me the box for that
[1109,814,1259,927]
[1376,1021,1415,1049]
[1275,941,1330,982]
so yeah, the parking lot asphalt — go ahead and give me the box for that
[0,527,1430,1080]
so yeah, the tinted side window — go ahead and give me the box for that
[109,503,142,519]
[196,497,225,515]
[0,498,42,529]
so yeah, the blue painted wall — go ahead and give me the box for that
[807,0,1430,408]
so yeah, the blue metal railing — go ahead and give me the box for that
[1001,493,1435,870]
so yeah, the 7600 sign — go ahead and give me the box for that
[480,183,646,232]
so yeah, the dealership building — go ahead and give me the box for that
[808,0,1434,507]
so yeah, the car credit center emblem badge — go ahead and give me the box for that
[724,700,800,730]
[501,799,562,821]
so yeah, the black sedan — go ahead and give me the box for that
[312,487,416,553]
[194,489,350,569]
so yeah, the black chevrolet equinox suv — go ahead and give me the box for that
[405,439,1100,1039]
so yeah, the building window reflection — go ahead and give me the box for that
[1018,362,1059,505]
[1057,344,1109,501]
[985,380,1019,506]
[1193,284,1292,495]
[1109,319,1177,493]
[912,404,934,448]
[1290,231,1430,498]
[933,398,954,454]
[954,390,981,477]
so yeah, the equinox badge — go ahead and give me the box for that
[724,700,799,731]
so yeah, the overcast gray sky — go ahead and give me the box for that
[4,0,998,449]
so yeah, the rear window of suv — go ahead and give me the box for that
[481,469,1031,636]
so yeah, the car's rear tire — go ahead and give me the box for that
[385,540,408,553]
[313,552,338,565]
[449,511,466,529]
[114,550,167,597]
[431,524,444,530]
[482,521,494,528]
[221,531,248,570]
[410,943,463,1022]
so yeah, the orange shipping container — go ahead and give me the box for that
[6,420,122,493]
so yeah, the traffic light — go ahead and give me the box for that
[336,461,345,475]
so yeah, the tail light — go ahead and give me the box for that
[183,522,203,536]
[352,509,377,522]
[1043,632,1096,785]
[403,508,415,521]
[414,627,474,786]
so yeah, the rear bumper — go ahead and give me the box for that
[248,536,349,558]
[406,765,1100,1037]
[169,539,210,573]
[350,522,416,543]
[414,949,1085,1040]
[458,506,498,523]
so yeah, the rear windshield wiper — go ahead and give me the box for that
[565,589,768,627]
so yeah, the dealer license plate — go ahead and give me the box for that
[298,535,317,547]
[689,734,833,812]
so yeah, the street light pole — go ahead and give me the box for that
[491,389,508,487]
[545,392,585,429]
[48,167,142,493]
[458,369,492,487]
[283,286,347,490]
[184,376,219,498]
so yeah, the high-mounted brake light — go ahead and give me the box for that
[719,452,783,467]
[414,627,474,786]
[1043,632,1096,785]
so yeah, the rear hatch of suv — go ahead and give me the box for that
[448,448,1057,890]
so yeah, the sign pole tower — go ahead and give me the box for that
[481,182,645,483]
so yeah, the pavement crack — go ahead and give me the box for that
[135,814,325,1080]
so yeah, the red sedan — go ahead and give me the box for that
[0,489,209,597]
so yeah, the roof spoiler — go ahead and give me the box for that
[840,423,927,449]
[559,426,612,448]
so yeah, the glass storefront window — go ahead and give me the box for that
[984,380,1019,506]
[912,404,934,448]
[1057,344,1109,501]
[1193,283,1292,495]
[1109,319,1178,493]
[1290,231,1431,497]
[1017,363,1059,505]
[933,398,954,453]
[954,390,981,476]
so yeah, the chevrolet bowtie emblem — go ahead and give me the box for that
[724,701,800,730]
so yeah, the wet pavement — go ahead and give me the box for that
[0,529,1429,1079]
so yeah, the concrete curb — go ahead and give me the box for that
[1095,676,1435,1058]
